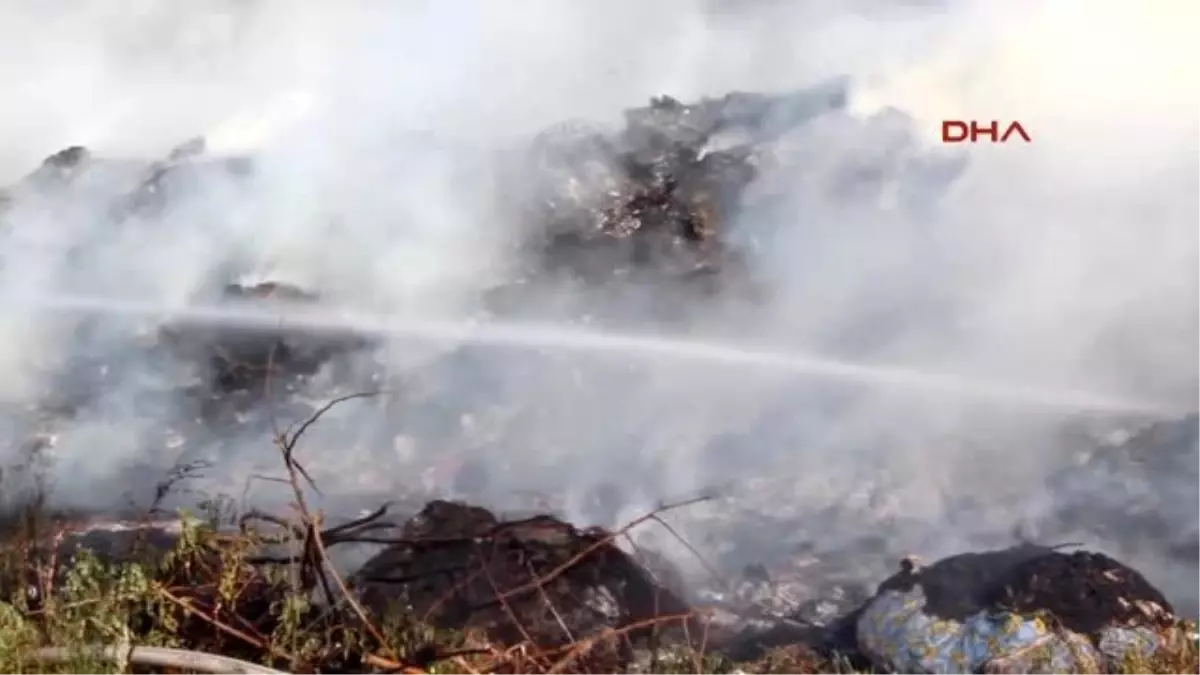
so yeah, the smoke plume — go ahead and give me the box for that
[0,0,1196,612]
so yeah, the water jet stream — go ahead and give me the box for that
[12,292,1189,417]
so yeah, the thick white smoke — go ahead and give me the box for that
[0,0,1195,609]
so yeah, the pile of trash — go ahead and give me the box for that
[1042,415,1199,565]
[857,546,1190,673]
[0,77,976,442]
[352,500,695,670]
[158,281,373,396]
[0,83,1195,673]
[0,80,860,400]
[26,499,1197,673]
[1,137,254,228]
[515,82,846,290]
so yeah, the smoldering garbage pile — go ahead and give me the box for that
[0,82,1197,673]
[13,489,1198,673]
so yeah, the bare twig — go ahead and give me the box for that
[472,541,551,670]
[648,511,731,592]
[266,389,395,658]
[524,558,575,644]
[306,511,391,649]
[281,391,382,460]
[263,341,322,496]
[541,611,697,674]
[493,495,711,606]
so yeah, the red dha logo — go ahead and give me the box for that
[941,120,1031,144]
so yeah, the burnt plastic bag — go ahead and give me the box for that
[855,547,1188,673]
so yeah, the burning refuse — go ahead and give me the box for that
[158,281,374,395]
[0,80,1195,674]
[16,500,1196,673]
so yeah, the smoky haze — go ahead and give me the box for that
[0,0,1196,611]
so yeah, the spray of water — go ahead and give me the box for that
[0,0,1194,614]
[17,292,1183,418]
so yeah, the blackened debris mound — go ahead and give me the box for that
[877,545,1175,641]
[510,80,847,305]
[167,136,207,162]
[875,545,1054,622]
[222,280,321,304]
[41,145,91,172]
[17,145,94,188]
[113,148,256,221]
[1046,414,1199,566]
[161,281,371,395]
[353,500,693,666]
[995,550,1175,638]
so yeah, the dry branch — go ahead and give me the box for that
[29,645,286,674]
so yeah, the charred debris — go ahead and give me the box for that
[1,79,864,405]
[0,82,1196,673]
[7,494,1194,673]
[517,81,847,292]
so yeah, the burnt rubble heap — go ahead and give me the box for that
[0,80,860,400]
[158,281,373,396]
[0,76,978,409]
[352,500,696,668]
[520,84,846,286]
[857,545,1191,673]
[0,82,1197,672]
[39,499,1198,672]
